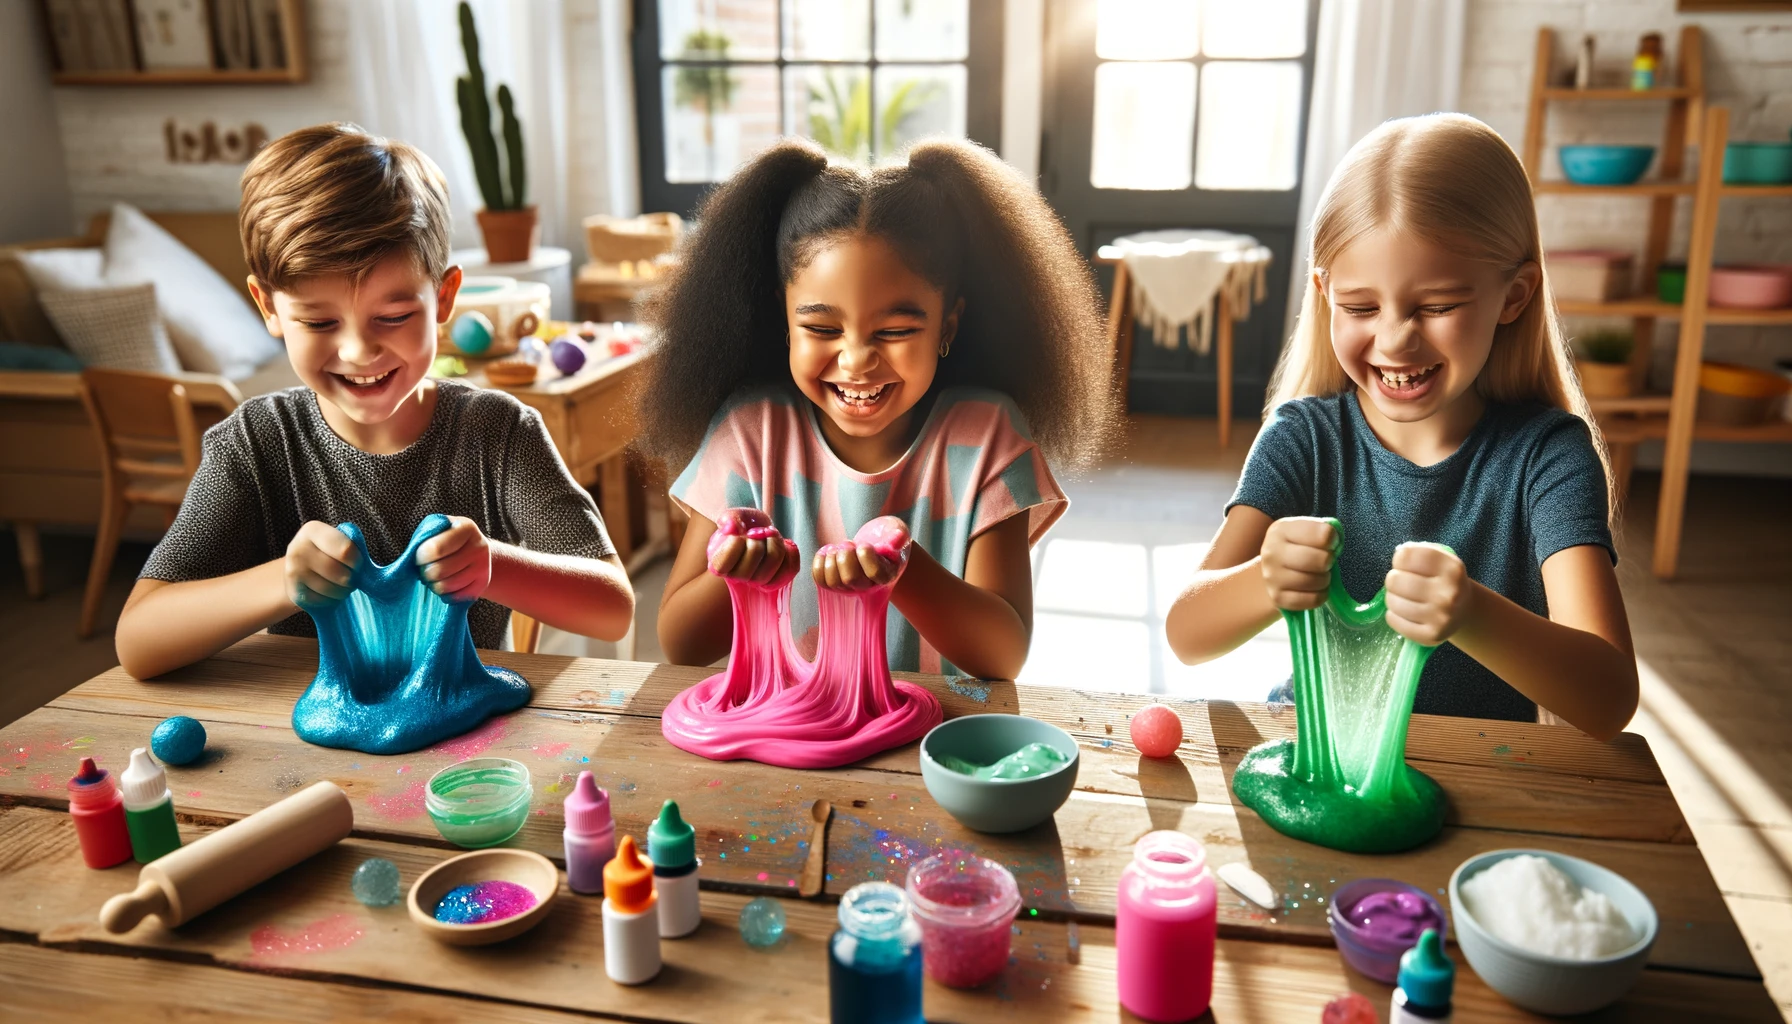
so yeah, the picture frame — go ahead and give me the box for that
[134,0,214,71]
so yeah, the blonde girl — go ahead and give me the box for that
[1165,113,1637,739]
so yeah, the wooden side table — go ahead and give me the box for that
[1095,248,1240,449]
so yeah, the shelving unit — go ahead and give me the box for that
[1523,25,1791,579]
[41,0,307,86]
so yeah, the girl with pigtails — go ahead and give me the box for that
[640,139,1119,680]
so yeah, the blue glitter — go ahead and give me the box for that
[150,715,206,765]
[350,857,402,907]
[291,515,531,755]
[946,678,991,703]
[739,897,787,947]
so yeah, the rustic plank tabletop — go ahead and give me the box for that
[0,635,1778,1021]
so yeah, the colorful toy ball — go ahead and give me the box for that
[150,715,207,766]
[1129,704,1183,758]
[549,337,587,376]
[450,311,495,355]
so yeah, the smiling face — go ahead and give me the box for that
[786,233,961,469]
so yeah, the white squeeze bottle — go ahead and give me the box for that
[602,835,662,985]
[1391,929,1453,1023]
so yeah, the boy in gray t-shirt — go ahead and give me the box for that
[117,124,635,679]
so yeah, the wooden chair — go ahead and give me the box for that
[77,368,209,637]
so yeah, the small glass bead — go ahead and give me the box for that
[351,857,402,907]
[739,896,787,948]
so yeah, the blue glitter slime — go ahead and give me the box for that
[740,897,787,947]
[150,715,206,766]
[290,515,531,755]
[351,857,402,907]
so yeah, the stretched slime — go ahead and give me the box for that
[662,509,943,769]
[934,742,1069,780]
[292,514,530,756]
[1230,520,1447,853]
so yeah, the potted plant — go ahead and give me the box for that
[457,2,534,263]
[1573,330,1634,399]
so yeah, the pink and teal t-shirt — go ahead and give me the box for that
[671,385,1068,674]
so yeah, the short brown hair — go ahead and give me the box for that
[239,122,451,290]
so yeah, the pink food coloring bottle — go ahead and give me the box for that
[1116,830,1217,1022]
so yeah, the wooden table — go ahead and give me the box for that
[0,637,1776,1021]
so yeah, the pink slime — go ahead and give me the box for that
[661,509,944,769]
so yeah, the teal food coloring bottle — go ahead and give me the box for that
[1390,928,1454,1023]
[829,881,923,1024]
[121,747,182,863]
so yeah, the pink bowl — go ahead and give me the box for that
[1709,265,1792,309]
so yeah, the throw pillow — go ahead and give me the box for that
[0,341,83,372]
[102,203,282,380]
[37,284,183,374]
[15,247,106,291]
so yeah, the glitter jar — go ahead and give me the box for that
[905,851,1020,988]
[425,758,532,848]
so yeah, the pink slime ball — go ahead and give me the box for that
[1129,704,1183,758]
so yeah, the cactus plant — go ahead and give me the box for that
[457,1,525,211]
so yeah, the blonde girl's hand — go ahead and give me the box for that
[1260,516,1337,611]
[1384,542,1474,646]
[416,516,493,603]
[284,520,358,609]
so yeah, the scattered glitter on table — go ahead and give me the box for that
[432,880,539,924]
[350,857,402,907]
[739,896,787,947]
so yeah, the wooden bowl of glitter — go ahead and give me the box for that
[408,848,560,946]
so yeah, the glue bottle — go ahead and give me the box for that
[120,747,182,864]
[602,835,661,984]
[1390,928,1454,1023]
[563,771,614,894]
[828,881,923,1024]
[68,756,132,869]
[648,799,700,937]
[1116,830,1217,1022]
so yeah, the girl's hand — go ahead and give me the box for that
[416,516,493,603]
[707,508,800,588]
[813,516,911,593]
[285,521,358,609]
[1260,517,1337,611]
[1384,542,1473,646]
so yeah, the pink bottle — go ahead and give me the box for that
[1116,830,1217,1022]
[563,770,615,894]
[68,756,133,869]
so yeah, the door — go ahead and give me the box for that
[1041,0,1317,418]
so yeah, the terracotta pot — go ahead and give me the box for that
[1576,360,1633,399]
[475,207,539,264]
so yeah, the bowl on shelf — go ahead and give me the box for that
[1709,264,1792,309]
[1449,849,1657,1016]
[1723,142,1792,185]
[919,715,1079,834]
[1559,145,1656,186]
[1698,362,1792,426]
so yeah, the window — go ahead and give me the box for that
[634,0,1003,215]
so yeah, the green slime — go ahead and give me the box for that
[1231,520,1447,854]
[936,742,1070,780]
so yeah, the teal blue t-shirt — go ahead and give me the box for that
[1228,391,1614,722]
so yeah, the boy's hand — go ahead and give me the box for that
[416,516,492,603]
[285,521,358,609]
[1260,517,1337,611]
[1384,542,1473,646]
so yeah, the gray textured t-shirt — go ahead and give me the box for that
[142,379,614,649]
[1228,391,1613,722]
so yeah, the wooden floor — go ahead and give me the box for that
[2,413,1789,1019]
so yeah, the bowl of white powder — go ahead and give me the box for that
[1449,850,1657,1015]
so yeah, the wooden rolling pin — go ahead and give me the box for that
[100,781,354,933]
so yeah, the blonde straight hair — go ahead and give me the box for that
[1267,113,1614,522]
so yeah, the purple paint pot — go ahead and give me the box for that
[1328,878,1448,983]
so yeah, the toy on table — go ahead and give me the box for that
[829,881,924,1024]
[603,836,662,984]
[660,509,943,770]
[425,758,533,849]
[100,781,353,933]
[440,276,548,358]
[121,747,182,864]
[1129,704,1183,758]
[1116,830,1216,1022]
[352,857,403,907]
[648,800,700,938]
[449,310,496,355]
[407,848,559,946]
[563,770,615,894]
[1229,519,1447,854]
[739,896,787,948]
[1391,929,1454,1024]
[548,336,586,376]
[291,514,530,756]
[904,852,1018,989]
[68,756,132,869]
[150,715,207,766]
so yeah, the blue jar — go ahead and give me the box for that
[829,882,923,1024]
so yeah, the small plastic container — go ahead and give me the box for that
[1722,142,1792,185]
[1328,878,1448,984]
[905,852,1020,989]
[1546,250,1633,302]
[1656,263,1687,304]
[426,758,533,849]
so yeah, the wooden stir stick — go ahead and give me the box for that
[797,798,832,897]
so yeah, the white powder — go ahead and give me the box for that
[1460,855,1638,959]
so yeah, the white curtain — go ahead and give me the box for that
[1284,0,1468,340]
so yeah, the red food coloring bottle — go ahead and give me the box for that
[68,756,133,869]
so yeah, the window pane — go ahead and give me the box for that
[786,65,873,164]
[663,64,779,183]
[1200,0,1306,59]
[658,0,776,61]
[1195,61,1302,190]
[1095,0,1198,61]
[875,0,967,60]
[1091,61,1195,190]
[783,0,870,60]
[873,64,966,163]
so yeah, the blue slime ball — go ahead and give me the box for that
[450,311,494,355]
[351,857,403,907]
[150,715,207,766]
[739,897,786,947]
[549,337,587,376]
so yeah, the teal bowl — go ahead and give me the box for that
[1449,849,1657,1015]
[425,758,533,849]
[919,715,1079,833]
[1723,142,1792,184]
[1559,145,1655,185]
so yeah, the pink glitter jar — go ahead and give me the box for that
[905,852,1021,988]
